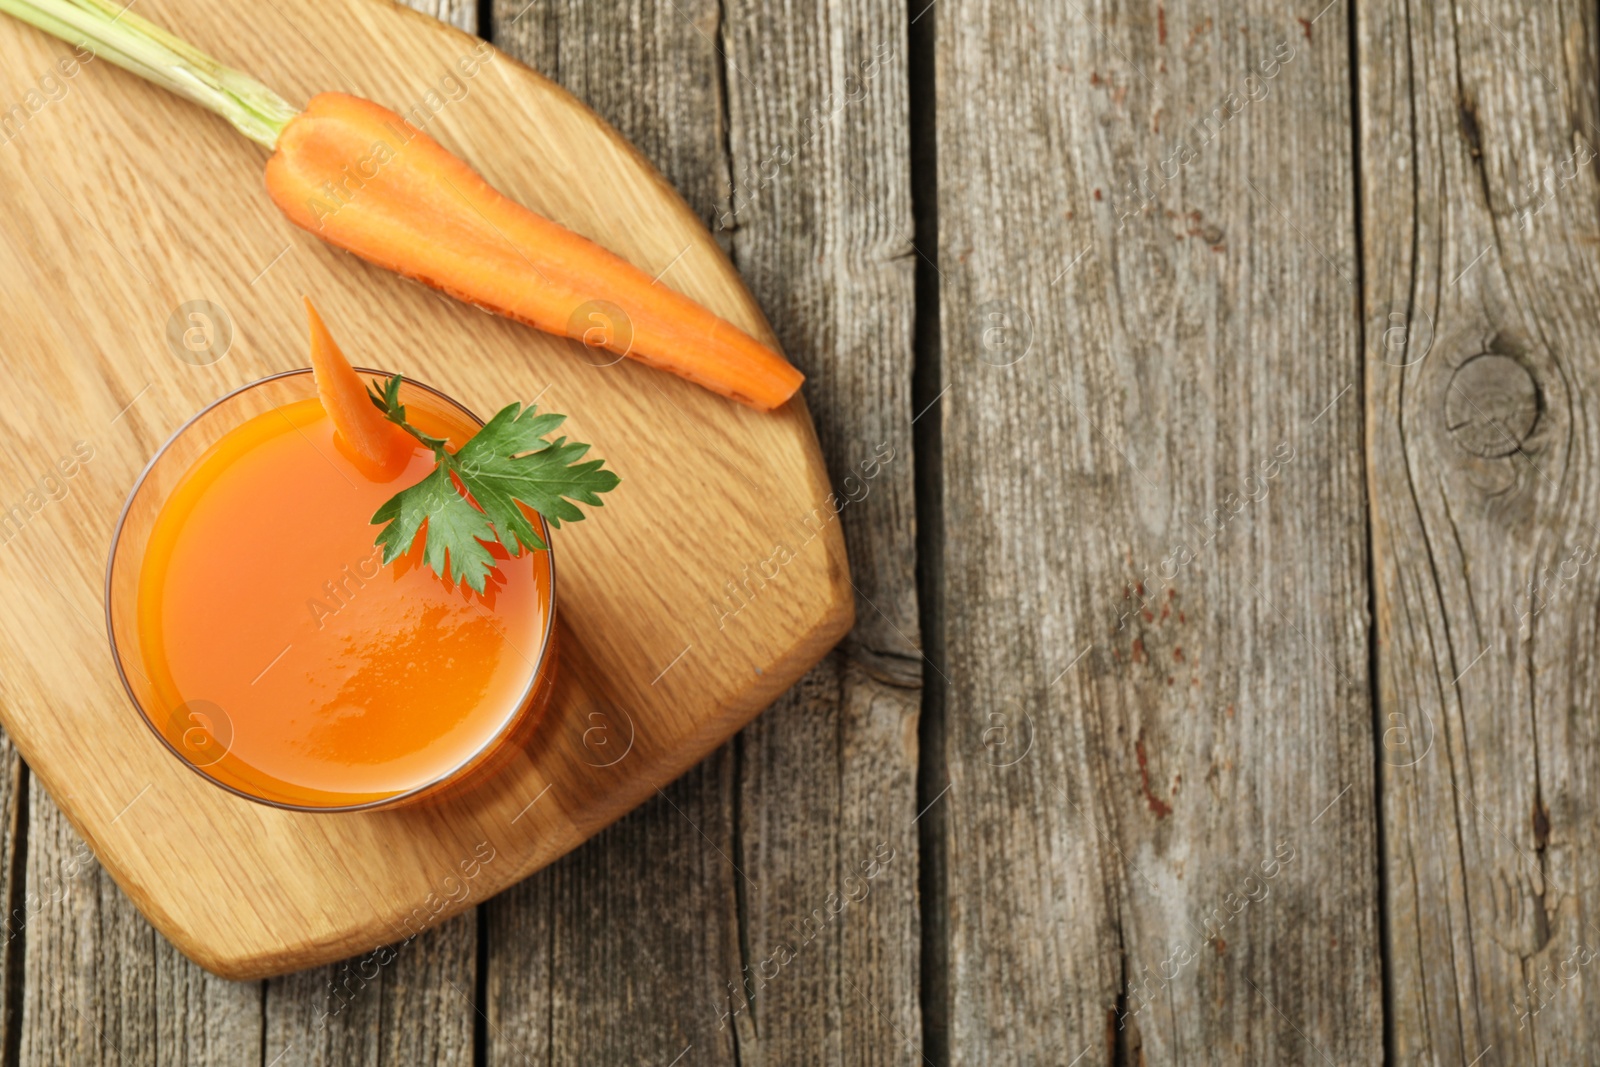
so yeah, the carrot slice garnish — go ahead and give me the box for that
[304,298,414,478]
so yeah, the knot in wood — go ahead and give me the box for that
[1443,353,1539,457]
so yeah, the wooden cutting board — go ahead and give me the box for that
[0,0,850,978]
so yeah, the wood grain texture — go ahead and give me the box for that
[262,912,475,1066]
[274,3,479,1061]
[933,0,1380,1061]
[20,0,1587,1059]
[13,0,488,1058]
[486,761,743,1066]
[485,5,745,1064]
[0,0,848,980]
[1361,0,1600,1061]
[718,0,924,1057]
[19,783,262,1066]
[400,0,477,33]
[734,661,920,1063]
[488,0,922,1062]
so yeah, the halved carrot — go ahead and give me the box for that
[304,298,415,478]
[265,94,803,412]
[0,1,805,412]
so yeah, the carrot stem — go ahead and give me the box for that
[0,0,297,147]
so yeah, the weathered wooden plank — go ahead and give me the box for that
[735,661,921,1063]
[1361,0,1600,1061]
[262,912,475,1067]
[491,0,731,238]
[486,763,742,1066]
[487,0,921,1061]
[485,3,742,1063]
[399,0,477,34]
[154,938,264,1065]
[935,0,1380,1061]
[20,780,262,1066]
[716,0,923,1056]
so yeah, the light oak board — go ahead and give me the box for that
[0,0,851,979]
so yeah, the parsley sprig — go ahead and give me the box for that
[367,375,619,593]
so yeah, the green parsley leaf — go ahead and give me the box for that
[367,375,620,593]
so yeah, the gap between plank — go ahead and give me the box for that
[2,760,28,1067]
[1344,0,1396,1059]
[709,0,753,1063]
[907,0,948,1060]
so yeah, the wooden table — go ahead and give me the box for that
[0,0,1589,1062]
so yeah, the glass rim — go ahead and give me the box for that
[103,367,559,814]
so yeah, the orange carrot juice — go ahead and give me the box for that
[132,387,553,809]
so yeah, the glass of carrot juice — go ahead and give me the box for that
[105,369,557,811]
